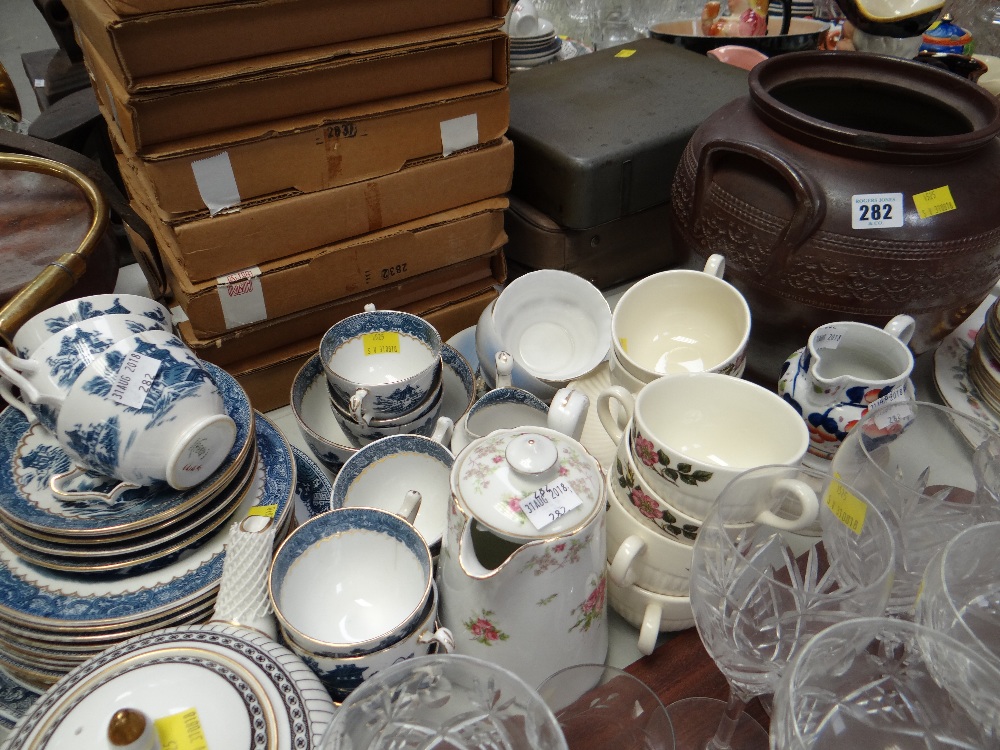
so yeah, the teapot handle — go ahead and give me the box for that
[692,138,826,277]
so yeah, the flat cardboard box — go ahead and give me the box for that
[67,0,505,91]
[226,286,499,412]
[103,85,509,217]
[165,197,508,337]
[85,31,508,151]
[177,252,506,366]
[118,137,515,282]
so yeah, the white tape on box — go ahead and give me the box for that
[440,113,479,157]
[191,152,241,215]
[216,267,267,330]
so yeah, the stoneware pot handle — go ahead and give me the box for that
[610,534,646,587]
[638,602,662,656]
[883,314,916,345]
[49,466,141,505]
[755,478,820,532]
[692,138,826,277]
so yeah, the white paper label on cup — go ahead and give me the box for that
[851,193,904,230]
[110,352,161,409]
[812,327,844,350]
[216,267,267,330]
[872,391,914,430]
[869,385,908,414]
[520,480,584,531]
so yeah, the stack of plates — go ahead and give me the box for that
[969,297,1000,416]
[0,364,296,688]
[510,19,562,68]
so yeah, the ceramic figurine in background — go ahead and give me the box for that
[701,0,768,37]
[778,314,916,463]
[920,13,974,54]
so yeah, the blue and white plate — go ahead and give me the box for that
[0,666,41,731]
[0,411,293,631]
[0,362,255,538]
[2,623,335,750]
[291,445,333,522]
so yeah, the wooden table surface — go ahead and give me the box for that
[624,627,771,739]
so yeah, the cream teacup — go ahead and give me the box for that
[605,470,694,597]
[508,0,540,37]
[606,571,694,655]
[611,254,750,382]
[598,373,809,521]
[269,507,434,658]
[321,306,442,425]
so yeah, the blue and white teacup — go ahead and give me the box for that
[331,432,455,550]
[12,293,171,359]
[320,306,442,425]
[269,506,434,659]
[282,582,453,702]
[0,314,171,432]
[51,329,237,496]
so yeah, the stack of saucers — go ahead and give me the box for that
[0,370,296,688]
[510,18,561,68]
[969,296,1000,416]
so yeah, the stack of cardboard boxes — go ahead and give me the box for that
[65,0,512,409]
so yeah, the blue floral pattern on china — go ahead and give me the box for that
[0,361,251,533]
[0,666,41,730]
[291,445,333,520]
[0,405,291,625]
[291,355,354,475]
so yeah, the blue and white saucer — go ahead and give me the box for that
[0,362,255,539]
[291,445,333,522]
[0,411,293,633]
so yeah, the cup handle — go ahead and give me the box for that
[418,626,455,654]
[883,314,916,345]
[494,351,513,389]
[430,416,454,446]
[349,388,371,425]
[702,253,726,278]
[0,350,55,409]
[638,601,662,656]
[596,385,634,445]
[397,490,422,524]
[610,534,646,587]
[754,478,820,532]
[0,376,39,423]
[49,466,141,505]
[547,387,590,441]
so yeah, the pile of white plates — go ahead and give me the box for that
[510,18,562,67]
[0,364,296,689]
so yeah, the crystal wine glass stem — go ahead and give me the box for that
[705,690,750,750]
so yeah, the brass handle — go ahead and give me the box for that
[0,152,110,349]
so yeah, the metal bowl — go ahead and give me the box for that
[649,17,830,56]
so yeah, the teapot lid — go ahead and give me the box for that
[451,427,604,539]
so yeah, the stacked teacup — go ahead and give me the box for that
[268,506,453,701]
[0,293,237,493]
[597,373,811,654]
[608,255,751,394]
[319,305,452,447]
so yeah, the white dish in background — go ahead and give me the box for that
[933,294,1000,433]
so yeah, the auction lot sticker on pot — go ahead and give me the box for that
[851,193,904,229]
[521,481,584,531]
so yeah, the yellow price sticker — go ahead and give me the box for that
[155,708,208,750]
[912,185,957,219]
[248,504,277,518]
[615,49,636,58]
[825,476,866,535]
[363,331,401,356]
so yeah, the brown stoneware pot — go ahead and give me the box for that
[670,50,1000,379]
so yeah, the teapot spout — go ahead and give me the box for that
[458,519,525,578]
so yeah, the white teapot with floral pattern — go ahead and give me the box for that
[436,426,608,687]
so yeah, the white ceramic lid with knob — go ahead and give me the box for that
[451,427,604,540]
